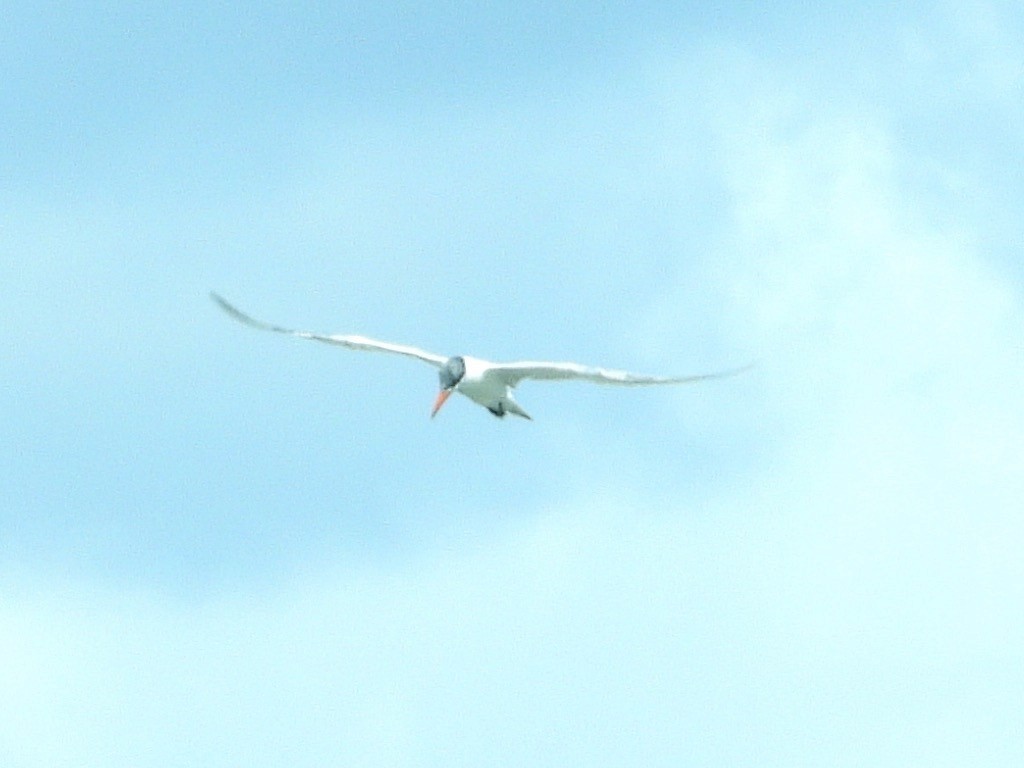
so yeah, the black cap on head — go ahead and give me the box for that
[439,356,465,390]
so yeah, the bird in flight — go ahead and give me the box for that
[211,292,750,420]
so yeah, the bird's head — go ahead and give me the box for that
[431,356,465,418]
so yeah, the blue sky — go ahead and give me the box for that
[3,2,1023,765]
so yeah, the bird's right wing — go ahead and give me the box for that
[211,293,447,367]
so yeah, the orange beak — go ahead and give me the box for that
[431,388,453,418]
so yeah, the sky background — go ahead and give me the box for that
[3,2,1023,765]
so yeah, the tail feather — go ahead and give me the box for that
[502,397,532,420]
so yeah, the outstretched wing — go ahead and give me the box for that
[488,360,753,387]
[211,292,447,367]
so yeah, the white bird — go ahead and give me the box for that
[211,293,750,420]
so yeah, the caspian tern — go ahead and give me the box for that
[212,292,750,420]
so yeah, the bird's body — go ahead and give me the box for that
[211,293,749,420]
[446,355,533,418]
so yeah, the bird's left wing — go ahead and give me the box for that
[488,360,753,387]
[211,293,447,367]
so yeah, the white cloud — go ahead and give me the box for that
[701,53,1024,762]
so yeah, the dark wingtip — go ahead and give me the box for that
[209,291,270,331]
[728,361,756,377]
[209,291,236,316]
